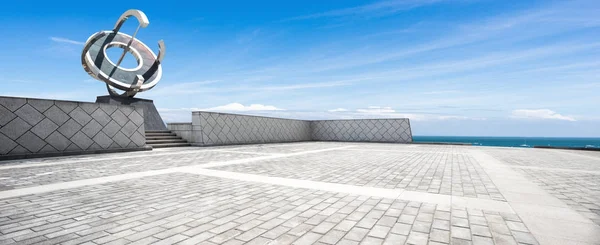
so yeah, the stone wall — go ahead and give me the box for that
[168,112,412,145]
[167,123,193,142]
[187,111,312,146]
[311,119,412,143]
[0,96,147,159]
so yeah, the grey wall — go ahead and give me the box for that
[0,96,146,158]
[96,96,166,131]
[311,119,412,143]
[187,111,311,146]
[167,123,193,142]
[167,112,412,146]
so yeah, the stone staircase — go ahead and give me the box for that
[145,130,191,148]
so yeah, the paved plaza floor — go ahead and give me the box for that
[0,142,599,245]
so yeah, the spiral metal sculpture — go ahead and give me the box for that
[82,9,165,97]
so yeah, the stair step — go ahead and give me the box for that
[150,143,192,148]
[145,130,172,133]
[145,132,177,137]
[147,139,188,144]
[146,136,182,140]
[144,130,190,148]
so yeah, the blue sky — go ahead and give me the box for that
[1,0,599,137]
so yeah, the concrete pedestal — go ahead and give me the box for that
[96,96,167,131]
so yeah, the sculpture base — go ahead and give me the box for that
[96,96,167,131]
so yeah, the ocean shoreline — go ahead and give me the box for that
[412,136,600,149]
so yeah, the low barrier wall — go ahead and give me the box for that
[189,111,311,146]
[311,119,412,143]
[0,96,147,160]
[167,111,412,146]
[167,123,193,143]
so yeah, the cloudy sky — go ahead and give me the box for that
[1,0,599,137]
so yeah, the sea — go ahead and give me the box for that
[412,136,600,148]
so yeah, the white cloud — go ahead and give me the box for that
[158,108,202,112]
[0,79,36,84]
[437,115,487,121]
[328,106,486,121]
[259,81,351,91]
[157,104,283,122]
[356,106,396,113]
[422,90,460,95]
[49,37,84,45]
[157,105,489,123]
[205,103,284,111]
[511,109,576,121]
[147,80,351,97]
[281,0,600,75]
[351,106,430,121]
[286,0,444,21]
[159,103,284,114]
[146,80,220,96]
[236,28,262,44]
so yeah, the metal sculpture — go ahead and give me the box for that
[82,9,165,97]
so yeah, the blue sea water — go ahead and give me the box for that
[412,136,600,148]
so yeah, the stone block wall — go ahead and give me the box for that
[167,123,193,142]
[168,112,412,146]
[0,96,146,159]
[311,119,412,143]
[188,111,311,146]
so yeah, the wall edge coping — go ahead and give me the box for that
[0,95,137,110]
[191,111,308,121]
[185,111,410,123]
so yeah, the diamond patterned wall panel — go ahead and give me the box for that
[0,96,146,157]
[195,112,311,146]
[311,119,412,143]
[178,112,413,146]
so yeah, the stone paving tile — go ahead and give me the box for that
[515,168,600,226]
[5,142,597,245]
[0,173,536,245]
[342,144,467,153]
[0,151,259,190]
[0,141,332,169]
[210,141,346,154]
[566,150,600,159]
[0,147,201,166]
[211,149,505,201]
[482,147,600,171]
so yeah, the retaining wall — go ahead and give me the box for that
[190,111,311,146]
[0,96,147,160]
[311,119,412,143]
[167,111,412,146]
[167,123,193,143]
